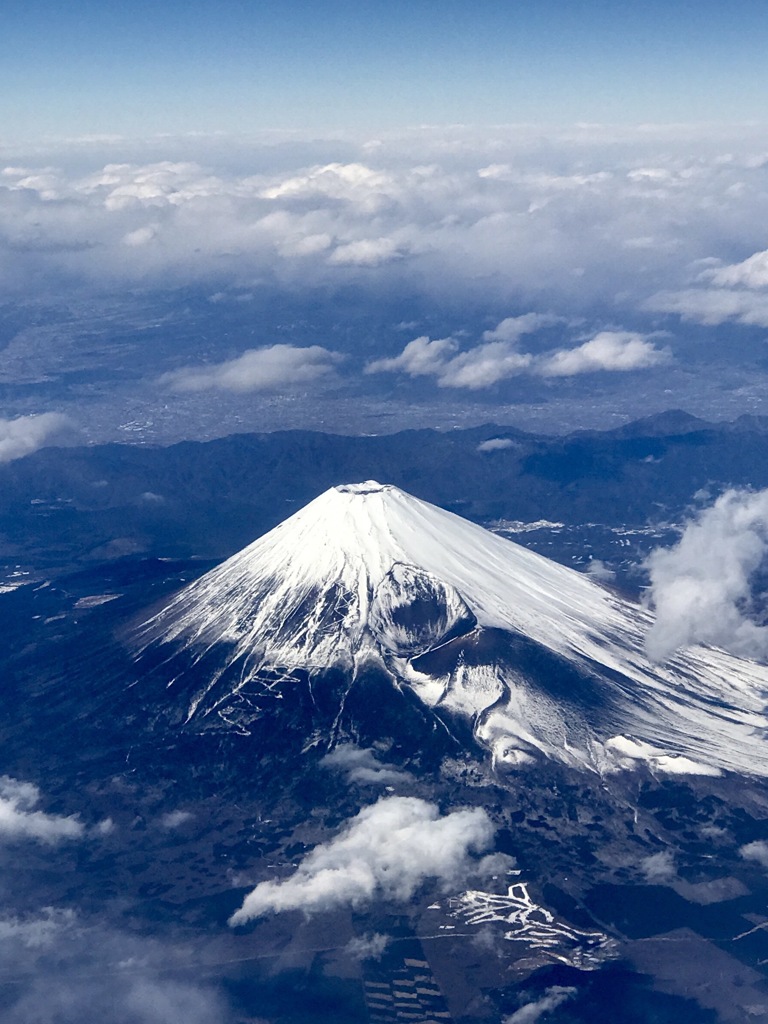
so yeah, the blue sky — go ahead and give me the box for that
[3,0,768,138]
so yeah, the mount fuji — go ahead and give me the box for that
[135,481,768,778]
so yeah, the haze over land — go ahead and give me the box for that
[2,1,768,450]
[4,124,768,448]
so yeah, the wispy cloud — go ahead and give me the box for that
[481,313,560,343]
[647,287,768,328]
[0,413,71,464]
[0,909,76,949]
[641,850,676,883]
[229,796,494,925]
[344,932,389,960]
[0,910,233,1024]
[321,746,412,786]
[503,986,578,1023]
[160,344,340,393]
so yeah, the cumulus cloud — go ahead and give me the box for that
[368,326,668,390]
[366,334,532,388]
[707,249,768,290]
[0,413,71,464]
[644,488,768,662]
[436,342,534,389]
[0,777,84,843]
[321,746,412,786]
[740,840,768,868]
[161,344,340,393]
[538,331,670,377]
[229,796,495,925]
[504,986,578,1024]
[366,335,459,378]
[5,125,768,320]
[259,161,393,202]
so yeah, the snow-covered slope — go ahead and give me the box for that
[136,482,768,777]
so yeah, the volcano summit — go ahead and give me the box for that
[136,482,768,778]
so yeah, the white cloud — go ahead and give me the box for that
[503,986,578,1024]
[459,345,526,388]
[437,342,533,389]
[641,850,676,883]
[0,777,84,843]
[707,249,768,290]
[740,840,768,868]
[368,328,668,390]
[4,126,768,316]
[0,909,76,950]
[0,913,232,1024]
[229,796,494,925]
[481,313,559,343]
[644,488,768,662]
[367,334,531,389]
[0,413,70,464]
[366,335,459,378]
[647,288,768,327]
[344,932,389,960]
[159,810,193,830]
[161,344,340,393]
[259,161,394,202]
[477,437,517,453]
[328,236,403,266]
[584,558,615,582]
[321,746,411,786]
[538,331,670,376]
[122,224,158,247]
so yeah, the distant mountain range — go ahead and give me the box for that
[3,410,768,578]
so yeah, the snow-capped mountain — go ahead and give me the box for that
[135,481,768,777]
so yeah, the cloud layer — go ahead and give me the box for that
[645,489,768,662]
[229,796,494,925]
[4,125,768,328]
[0,910,232,1024]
